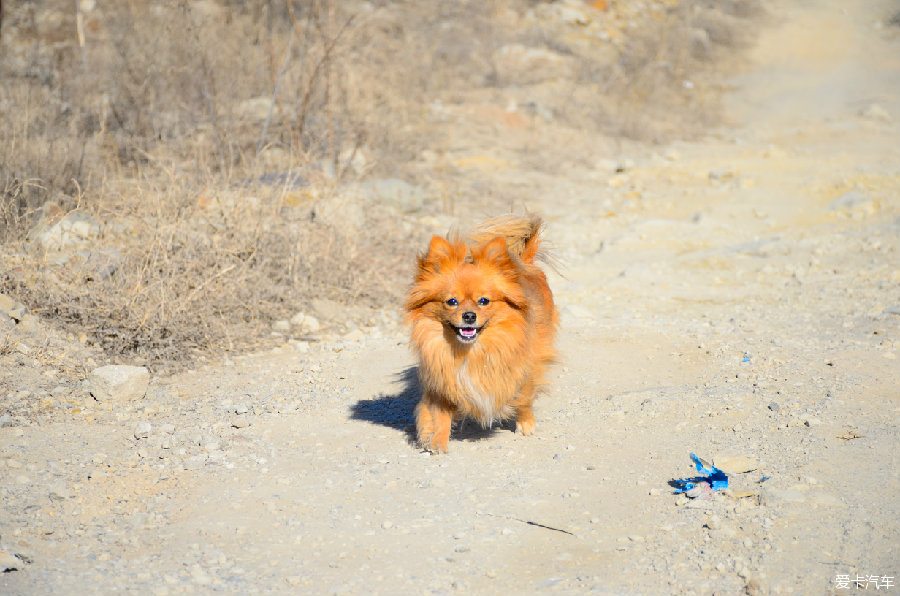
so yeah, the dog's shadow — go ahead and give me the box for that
[349,366,512,447]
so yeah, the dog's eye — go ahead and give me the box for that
[446,298,458,306]
[478,297,490,306]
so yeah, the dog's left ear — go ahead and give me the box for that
[477,237,527,309]
[479,236,511,265]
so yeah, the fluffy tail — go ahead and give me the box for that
[468,214,545,264]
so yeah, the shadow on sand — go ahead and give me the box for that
[349,366,512,447]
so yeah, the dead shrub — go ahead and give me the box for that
[0,0,763,367]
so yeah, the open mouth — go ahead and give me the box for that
[455,325,481,343]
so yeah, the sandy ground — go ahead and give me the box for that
[2,1,899,595]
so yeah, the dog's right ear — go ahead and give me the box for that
[426,236,453,263]
[418,235,457,275]
[408,237,457,312]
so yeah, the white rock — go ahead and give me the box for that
[289,340,310,353]
[860,103,892,122]
[0,294,19,317]
[290,312,320,333]
[133,422,152,439]
[31,211,100,252]
[713,454,758,474]
[48,483,73,501]
[89,365,150,402]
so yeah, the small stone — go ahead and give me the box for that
[0,550,23,572]
[713,455,758,474]
[184,455,208,470]
[289,340,310,353]
[231,418,251,429]
[48,483,73,501]
[89,365,150,402]
[290,312,321,333]
[134,422,152,439]
[190,564,212,585]
[685,486,705,499]
[234,404,250,415]
[767,401,780,412]
[705,515,722,530]
[381,520,393,530]
[627,535,645,543]
[860,103,892,122]
[745,577,765,596]
[0,293,19,316]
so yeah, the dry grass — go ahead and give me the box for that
[0,0,762,367]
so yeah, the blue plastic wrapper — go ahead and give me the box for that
[673,453,729,493]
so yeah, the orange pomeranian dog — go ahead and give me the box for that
[405,214,558,453]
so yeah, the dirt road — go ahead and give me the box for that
[2,1,898,594]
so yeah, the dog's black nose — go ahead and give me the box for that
[462,311,477,325]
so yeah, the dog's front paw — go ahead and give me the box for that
[420,435,449,454]
[515,407,535,436]
[515,419,535,436]
[415,399,452,453]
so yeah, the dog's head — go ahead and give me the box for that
[406,235,527,345]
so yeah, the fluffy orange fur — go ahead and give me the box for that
[405,215,558,453]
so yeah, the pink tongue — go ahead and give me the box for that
[461,328,476,337]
